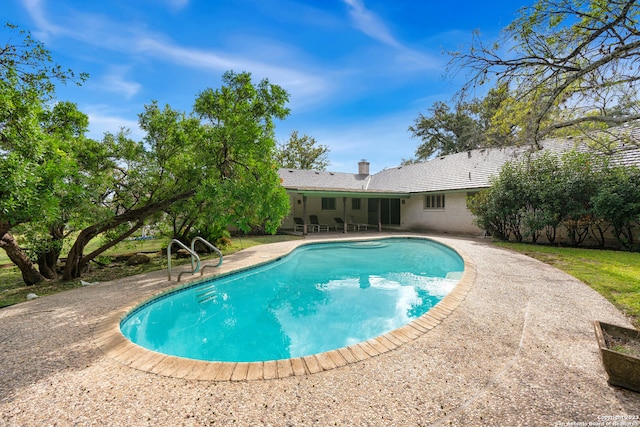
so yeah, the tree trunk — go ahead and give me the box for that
[63,189,195,280]
[172,210,198,243]
[74,221,144,275]
[0,231,46,285]
[63,229,93,280]
[37,251,58,280]
[35,224,65,280]
[589,223,607,248]
[177,219,195,244]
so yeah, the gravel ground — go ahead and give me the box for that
[1,233,639,426]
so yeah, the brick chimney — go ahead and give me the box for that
[358,159,370,175]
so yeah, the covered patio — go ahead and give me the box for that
[282,189,409,235]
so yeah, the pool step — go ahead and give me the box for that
[196,286,218,304]
[342,241,389,249]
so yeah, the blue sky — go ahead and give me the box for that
[5,0,528,173]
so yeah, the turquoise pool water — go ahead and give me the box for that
[120,238,464,362]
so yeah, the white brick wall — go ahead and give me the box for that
[401,192,482,235]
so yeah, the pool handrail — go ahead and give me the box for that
[167,239,201,281]
[190,236,223,276]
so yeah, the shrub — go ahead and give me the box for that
[468,148,639,249]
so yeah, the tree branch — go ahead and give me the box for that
[540,113,640,137]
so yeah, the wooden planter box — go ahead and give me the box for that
[594,321,640,392]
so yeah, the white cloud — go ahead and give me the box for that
[342,0,440,70]
[134,37,331,100]
[22,1,333,105]
[342,0,401,48]
[21,0,67,39]
[99,66,142,99]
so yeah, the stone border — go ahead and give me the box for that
[92,236,476,381]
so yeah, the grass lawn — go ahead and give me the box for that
[0,234,301,308]
[496,242,640,328]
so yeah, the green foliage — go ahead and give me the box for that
[467,188,509,240]
[192,222,232,248]
[467,161,527,241]
[591,166,640,248]
[191,71,291,235]
[468,149,639,249]
[450,0,640,144]
[276,130,330,170]
[409,101,485,160]
[0,24,93,284]
[408,84,525,161]
[0,72,67,229]
[0,23,87,96]
[159,71,292,242]
[62,70,292,280]
[0,22,292,285]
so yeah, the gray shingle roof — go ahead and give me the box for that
[367,146,523,193]
[279,127,640,195]
[279,169,373,192]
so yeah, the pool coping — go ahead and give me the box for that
[92,235,476,381]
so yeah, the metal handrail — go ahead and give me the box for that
[191,236,223,276]
[167,239,201,281]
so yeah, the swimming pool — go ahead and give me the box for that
[120,237,464,363]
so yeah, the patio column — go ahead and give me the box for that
[377,198,382,232]
[302,195,308,235]
[342,197,347,233]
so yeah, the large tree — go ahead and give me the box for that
[450,0,640,145]
[25,101,97,280]
[2,25,292,285]
[275,130,330,170]
[0,24,88,285]
[408,101,485,160]
[407,83,520,161]
[63,71,291,280]
[61,112,200,280]
[166,71,291,243]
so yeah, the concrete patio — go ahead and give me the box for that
[1,233,639,426]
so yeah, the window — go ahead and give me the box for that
[321,197,336,210]
[351,198,361,210]
[424,194,445,209]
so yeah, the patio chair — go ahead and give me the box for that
[334,217,357,231]
[309,215,329,232]
[293,217,306,232]
[348,216,369,231]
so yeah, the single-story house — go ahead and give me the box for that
[278,129,640,236]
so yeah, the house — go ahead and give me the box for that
[278,129,640,236]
